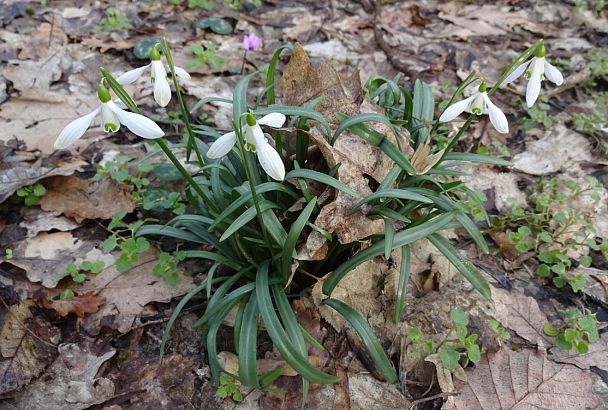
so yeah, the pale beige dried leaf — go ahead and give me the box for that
[549,333,608,372]
[443,347,600,410]
[411,137,445,175]
[492,288,553,347]
[425,353,455,395]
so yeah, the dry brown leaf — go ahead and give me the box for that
[0,301,60,396]
[571,267,608,304]
[41,293,106,318]
[492,288,553,347]
[81,37,133,53]
[5,343,115,410]
[281,43,363,125]
[40,175,134,223]
[444,347,600,410]
[17,22,68,60]
[0,152,87,204]
[19,209,80,238]
[78,249,194,334]
[411,137,445,175]
[549,333,608,373]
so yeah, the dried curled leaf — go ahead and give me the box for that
[41,293,106,318]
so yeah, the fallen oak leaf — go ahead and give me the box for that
[41,293,105,318]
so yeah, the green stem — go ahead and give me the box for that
[233,121,275,255]
[156,139,214,212]
[160,38,205,166]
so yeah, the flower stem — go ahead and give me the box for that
[489,39,544,96]
[159,38,205,166]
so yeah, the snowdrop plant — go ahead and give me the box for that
[117,47,191,107]
[55,83,164,149]
[54,37,566,405]
[503,42,564,107]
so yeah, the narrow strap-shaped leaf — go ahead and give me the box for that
[206,300,241,384]
[394,245,410,323]
[285,169,358,197]
[352,188,433,211]
[254,105,331,135]
[233,71,257,122]
[443,152,511,167]
[454,212,489,254]
[238,292,260,387]
[220,200,279,242]
[265,44,292,105]
[256,261,339,384]
[332,113,399,145]
[323,212,455,295]
[384,221,395,260]
[181,250,244,270]
[198,283,255,328]
[369,206,411,224]
[427,233,491,298]
[262,209,287,247]
[282,197,317,278]
[323,298,398,383]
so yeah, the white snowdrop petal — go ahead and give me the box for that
[257,112,286,128]
[544,61,564,86]
[439,95,475,122]
[207,131,237,159]
[482,94,509,134]
[503,60,531,85]
[174,66,191,80]
[101,103,121,133]
[152,60,171,107]
[116,64,150,85]
[526,69,542,108]
[54,107,101,149]
[107,101,164,139]
[256,140,285,181]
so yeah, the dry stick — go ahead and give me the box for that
[407,392,459,410]
[374,0,419,79]
[0,295,58,349]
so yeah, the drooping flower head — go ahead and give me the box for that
[54,83,164,150]
[503,42,564,107]
[117,47,190,108]
[439,82,509,134]
[207,112,285,181]
[242,34,262,52]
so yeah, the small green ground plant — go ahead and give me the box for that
[15,182,46,206]
[96,7,133,32]
[544,307,600,353]
[56,260,105,299]
[492,176,607,292]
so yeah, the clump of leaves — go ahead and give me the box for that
[153,251,186,285]
[96,7,133,32]
[216,372,244,402]
[488,319,511,345]
[187,43,225,70]
[514,93,553,130]
[187,0,215,10]
[493,176,607,292]
[15,182,46,206]
[103,211,151,272]
[572,92,608,156]
[56,260,105,299]
[544,307,600,354]
[408,309,482,373]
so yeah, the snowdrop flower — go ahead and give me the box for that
[54,84,164,150]
[242,34,262,51]
[207,112,285,181]
[117,47,190,107]
[439,82,509,134]
[503,43,564,107]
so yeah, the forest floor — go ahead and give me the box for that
[1,0,608,409]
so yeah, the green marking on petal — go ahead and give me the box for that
[471,107,482,115]
[525,70,531,79]
[245,142,256,152]
[104,123,119,132]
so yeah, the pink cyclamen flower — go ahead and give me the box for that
[242,34,262,51]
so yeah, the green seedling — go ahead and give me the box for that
[544,307,600,354]
[16,182,46,206]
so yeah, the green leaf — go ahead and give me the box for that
[219,200,278,242]
[439,347,460,371]
[324,212,455,296]
[428,233,491,299]
[238,293,260,387]
[563,328,580,342]
[323,298,398,383]
[352,189,433,211]
[285,169,359,197]
[555,334,572,350]
[60,289,75,300]
[133,38,159,59]
[454,212,489,254]
[536,264,551,278]
[384,221,395,261]
[467,344,481,364]
[265,44,292,106]
[539,231,553,243]
[450,308,469,326]
[196,17,233,34]
[543,323,560,337]
[407,327,422,341]
[282,197,317,278]
[551,263,566,275]
[233,72,257,125]
[579,255,592,268]
[442,152,511,167]
[255,105,331,136]
[575,340,589,354]
[568,273,586,293]
[255,261,338,384]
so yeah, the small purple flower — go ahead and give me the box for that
[242,34,262,51]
